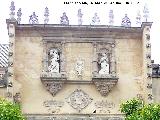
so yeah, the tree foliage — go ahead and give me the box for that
[0,97,26,120]
[120,98,160,120]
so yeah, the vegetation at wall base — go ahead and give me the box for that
[0,97,26,120]
[120,98,160,120]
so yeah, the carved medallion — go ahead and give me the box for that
[66,89,93,112]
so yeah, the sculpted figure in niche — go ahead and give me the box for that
[75,58,84,76]
[48,49,60,73]
[99,53,109,75]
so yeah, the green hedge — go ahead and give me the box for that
[0,97,26,120]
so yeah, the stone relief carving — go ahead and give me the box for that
[93,81,117,96]
[66,89,93,112]
[136,94,143,100]
[43,100,64,113]
[42,81,64,96]
[95,100,115,113]
[99,53,109,75]
[13,92,21,104]
[60,12,69,25]
[41,42,67,97]
[29,12,39,24]
[48,49,60,73]
[75,58,84,77]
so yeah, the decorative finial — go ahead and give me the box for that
[91,13,100,25]
[44,7,49,24]
[77,9,83,25]
[136,10,141,26]
[121,14,131,27]
[9,1,15,19]
[60,12,69,25]
[109,10,114,26]
[143,3,149,22]
[17,8,22,24]
[29,12,39,24]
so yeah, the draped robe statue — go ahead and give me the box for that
[48,49,60,73]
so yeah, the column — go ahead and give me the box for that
[92,42,98,76]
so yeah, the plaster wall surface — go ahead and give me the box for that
[14,30,143,115]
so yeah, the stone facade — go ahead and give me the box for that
[4,19,153,119]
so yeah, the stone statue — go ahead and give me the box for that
[91,13,100,25]
[99,53,109,75]
[44,7,49,24]
[17,8,22,24]
[109,10,114,25]
[121,14,131,27]
[60,12,69,25]
[136,10,141,26]
[29,12,39,24]
[48,49,60,73]
[143,3,149,22]
[77,9,83,25]
[75,58,84,76]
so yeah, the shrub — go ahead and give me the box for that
[120,98,160,120]
[0,97,26,120]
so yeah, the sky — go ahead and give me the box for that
[0,0,160,63]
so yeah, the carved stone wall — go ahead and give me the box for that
[11,24,149,116]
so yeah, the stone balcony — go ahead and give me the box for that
[92,73,118,96]
[40,72,67,96]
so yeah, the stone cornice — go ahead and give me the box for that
[15,24,142,33]
[14,24,144,39]
[12,22,153,39]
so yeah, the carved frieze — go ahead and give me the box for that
[43,100,64,113]
[66,89,93,112]
[95,100,115,113]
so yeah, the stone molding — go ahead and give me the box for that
[26,114,124,120]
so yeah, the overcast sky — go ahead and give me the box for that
[0,0,160,63]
